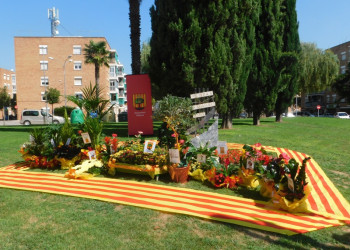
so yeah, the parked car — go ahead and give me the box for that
[334,112,350,119]
[20,109,65,125]
[118,111,128,122]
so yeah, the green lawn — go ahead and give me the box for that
[0,117,349,249]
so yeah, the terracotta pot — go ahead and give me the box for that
[168,164,190,183]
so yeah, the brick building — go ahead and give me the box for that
[14,36,127,118]
[0,68,16,119]
[301,41,350,115]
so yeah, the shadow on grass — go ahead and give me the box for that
[206,218,347,249]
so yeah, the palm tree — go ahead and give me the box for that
[129,0,142,75]
[84,40,110,97]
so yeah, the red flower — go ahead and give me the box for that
[254,143,262,147]
[78,130,82,135]
[112,133,117,138]
[104,136,111,144]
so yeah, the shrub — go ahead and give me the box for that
[54,106,75,117]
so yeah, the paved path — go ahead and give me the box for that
[0,120,20,126]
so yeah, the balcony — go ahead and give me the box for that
[110,86,117,92]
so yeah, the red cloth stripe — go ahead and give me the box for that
[0,173,339,227]
[0,180,320,234]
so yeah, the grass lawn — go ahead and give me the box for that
[0,117,349,249]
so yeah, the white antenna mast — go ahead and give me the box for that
[48,7,60,37]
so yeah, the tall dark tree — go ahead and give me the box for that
[0,86,10,124]
[149,0,200,99]
[195,0,258,129]
[332,62,350,103]
[245,0,284,125]
[129,0,142,75]
[84,40,110,98]
[274,0,300,122]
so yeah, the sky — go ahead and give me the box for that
[0,0,350,74]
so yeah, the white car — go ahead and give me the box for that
[20,109,65,125]
[334,112,349,119]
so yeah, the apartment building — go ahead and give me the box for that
[0,68,16,120]
[109,50,127,112]
[14,36,127,118]
[301,41,350,115]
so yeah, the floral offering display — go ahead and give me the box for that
[64,159,104,179]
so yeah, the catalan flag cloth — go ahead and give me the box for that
[0,144,349,235]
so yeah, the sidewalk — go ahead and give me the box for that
[0,120,20,126]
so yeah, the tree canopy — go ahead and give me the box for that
[298,43,339,94]
[84,40,110,97]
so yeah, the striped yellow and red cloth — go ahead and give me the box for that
[0,144,349,235]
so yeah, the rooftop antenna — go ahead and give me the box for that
[48,7,60,37]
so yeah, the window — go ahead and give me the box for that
[12,85,16,93]
[73,45,81,55]
[3,74,5,80]
[341,52,346,61]
[74,61,82,70]
[41,92,47,101]
[6,75,9,80]
[40,61,48,70]
[326,95,330,103]
[75,92,83,99]
[41,76,49,86]
[110,93,117,102]
[110,80,116,91]
[341,65,346,74]
[23,111,39,116]
[11,74,16,83]
[39,45,48,55]
[332,94,337,102]
[74,77,82,86]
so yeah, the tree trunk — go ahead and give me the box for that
[129,0,141,75]
[221,113,233,129]
[253,112,260,126]
[275,110,283,122]
[95,64,100,99]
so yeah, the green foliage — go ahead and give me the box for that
[84,40,110,96]
[153,95,193,135]
[45,88,60,105]
[332,62,350,103]
[0,86,10,110]
[245,0,285,125]
[54,106,75,117]
[298,43,339,93]
[141,40,150,74]
[67,82,114,120]
[185,142,219,171]
[84,116,103,149]
[274,0,301,121]
[60,110,75,145]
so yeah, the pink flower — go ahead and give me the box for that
[179,139,185,144]
[171,133,176,137]
[254,143,261,147]
[112,133,117,138]
[280,152,290,160]
[138,131,143,135]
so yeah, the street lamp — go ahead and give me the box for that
[42,56,54,124]
[63,55,72,107]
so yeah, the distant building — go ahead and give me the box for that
[0,68,16,120]
[14,36,127,119]
[301,41,350,115]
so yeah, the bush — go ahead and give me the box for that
[54,106,75,117]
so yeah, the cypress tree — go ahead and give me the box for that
[274,0,300,122]
[149,0,200,99]
[245,0,284,125]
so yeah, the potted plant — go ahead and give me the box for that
[153,95,194,183]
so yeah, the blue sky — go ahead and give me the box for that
[0,0,350,74]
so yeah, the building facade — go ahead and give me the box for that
[14,36,126,119]
[301,41,350,115]
[0,68,16,119]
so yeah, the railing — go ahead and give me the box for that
[110,86,116,91]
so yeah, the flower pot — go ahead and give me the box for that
[238,169,259,188]
[168,164,190,183]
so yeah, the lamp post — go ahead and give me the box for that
[63,55,72,107]
[42,56,54,124]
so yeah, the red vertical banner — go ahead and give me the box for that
[126,74,153,135]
